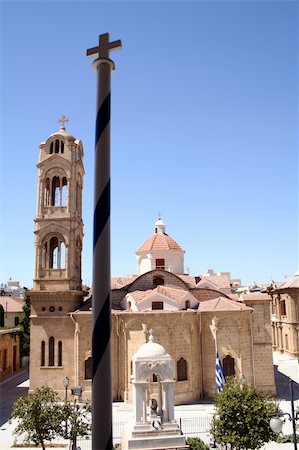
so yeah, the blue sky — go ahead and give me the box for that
[0,1,297,288]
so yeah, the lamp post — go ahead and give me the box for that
[70,386,82,450]
[63,376,69,401]
[270,379,299,450]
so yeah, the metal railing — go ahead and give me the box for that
[73,415,213,448]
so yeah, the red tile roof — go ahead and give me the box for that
[197,275,231,289]
[129,285,187,303]
[199,296,252,312]
[137,233,184,252]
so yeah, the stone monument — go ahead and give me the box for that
[122,330,188,450]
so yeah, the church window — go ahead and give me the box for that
[14,316,19,326]
[152,301,164,310]
[177,357,187,381]
[59,306,62,311]
[55,139,60,153]
[223,355,235,377]
[61,177,67,206]
[155,259,165,270]
[280,299,286,317]
[61,141,64,153]
[41,341,45,366]
[44,178,50,206]
[49,237,59,269]
[185,300,190,309]
[84,357,92,379]
[60,242,66,269]
[152,374,158,382]
[50,142,54,154]
[49,336,55,366]
[58,341,62,366]
[153,276,164,286]
[42,307,46,311]
[49,306,55,312]
[51,176,60,206]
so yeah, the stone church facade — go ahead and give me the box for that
[29,123,276,403]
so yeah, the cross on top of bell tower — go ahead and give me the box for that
[58,114,69,130]
[86,32,122,60]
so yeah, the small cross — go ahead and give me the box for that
[87,33,122,60]
[58,114,69,129]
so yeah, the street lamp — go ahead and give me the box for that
[63,376,70,401]
[70,386,82,450]
[270,379,299,450]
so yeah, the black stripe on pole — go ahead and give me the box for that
[92,293,111,378]
[95,92,111,146]
[93,180,110,249]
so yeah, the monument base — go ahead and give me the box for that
[122,420,189,450]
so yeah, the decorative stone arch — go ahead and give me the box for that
[42,168,68,207]
[40,232,68,270]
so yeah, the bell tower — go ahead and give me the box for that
[33,116,84,292]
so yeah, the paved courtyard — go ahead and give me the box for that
[0,352,298,449]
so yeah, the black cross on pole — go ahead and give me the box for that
[87,33,121,450]
[87,32,122,60]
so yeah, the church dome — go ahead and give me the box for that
[49,127,76,142]
[137,233,183,252]
[135,331,168,358]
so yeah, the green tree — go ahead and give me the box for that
[19,291,31,357]
[11,385,64,450]
[187,437,210,450]
[212,377,279,449]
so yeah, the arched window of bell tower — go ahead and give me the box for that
[61,177,67,206]
[51,176,60,206]
[60,242,66,269]
[41,235,67,270]
[49,139,64,155]
[49,237,59,269]
[44,178,50,206]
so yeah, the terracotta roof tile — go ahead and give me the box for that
[137,233,184,252]
[111,276,139,288]
[198,275,231,289]
[129,286,187,303]
[199,296,252,312]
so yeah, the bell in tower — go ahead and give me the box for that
[33,116,85,292]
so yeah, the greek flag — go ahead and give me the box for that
[215,351,226,392]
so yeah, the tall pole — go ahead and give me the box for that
[290,380,298,450]
[87,33,121,450]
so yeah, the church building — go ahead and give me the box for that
[29,122,276,403]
